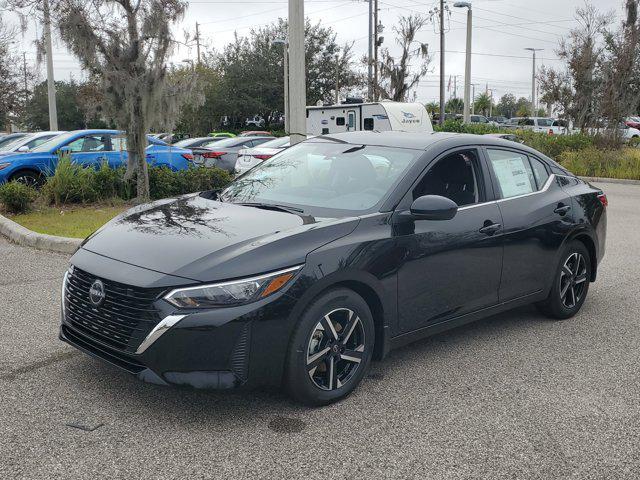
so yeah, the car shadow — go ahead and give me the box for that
[69,303,548,422]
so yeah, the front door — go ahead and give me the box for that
[395,148,503,332]
[484,148,574,301]
[67,134,113,167]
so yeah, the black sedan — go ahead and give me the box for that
[59,132,607,405]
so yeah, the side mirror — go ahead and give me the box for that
[16,145,29,152]
[410,195,458,221]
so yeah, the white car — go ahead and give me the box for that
[506,117,555,133]
[622,124,640,141]
[235,136,291,175]
[0,131,65,155]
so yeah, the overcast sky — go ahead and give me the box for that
[6,0,625,104]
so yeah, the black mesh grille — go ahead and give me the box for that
[64,268,165,353]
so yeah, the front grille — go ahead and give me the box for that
[64,267,165,353]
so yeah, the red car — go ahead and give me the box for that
[625,116,640,129]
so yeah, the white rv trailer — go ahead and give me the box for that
[306,101,433,135]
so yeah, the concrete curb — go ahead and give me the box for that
[579,176,640,185]
[0,213,81,254]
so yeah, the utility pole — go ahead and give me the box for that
[195,22,202,65]
[471,83,477,114]
[335,55,340,104]
[439,0,445,125]
[373,0,379,101]
[22,52,28,95]
[368,0,373,101]
[454,2,472,123]
[525,48,543,117]
[43,0,58,131]
[288,0,306,145]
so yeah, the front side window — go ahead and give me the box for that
[66,135,111,153]
[487,149,535,199]
[413,150,481,207]
[221,141,421,215]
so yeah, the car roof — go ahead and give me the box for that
[317,130,558,161]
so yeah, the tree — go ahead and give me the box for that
[0,15,21,130]
[53,0,201,201]
[474,93,492,116]
[424,101,439,115]
[22,79,107,130]
[515,97,532,117]
[445,97,463,114]
[178,19,363,135]
[496,93,517,118]
[375,15,431,101]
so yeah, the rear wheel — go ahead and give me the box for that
[537,240,591,319]
[9,169,44,188]
[284,288,374,406]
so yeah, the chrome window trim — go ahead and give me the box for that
[135,314,187,355]
[456,174,557,211]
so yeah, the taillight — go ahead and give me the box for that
[182,153,194,161]
[253,154,273,161]
[597,192,608,208]
[202,151,225,158]
[548,129,554,135]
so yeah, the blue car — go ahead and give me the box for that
[0,129,194,186]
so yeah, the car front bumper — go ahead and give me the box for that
[60,263,302,390]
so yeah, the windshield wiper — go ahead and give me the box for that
[238,202,305,214]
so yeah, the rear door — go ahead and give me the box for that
[485,147,574,301]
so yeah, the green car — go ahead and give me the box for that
[208,132,236,138]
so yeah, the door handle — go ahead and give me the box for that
[554,204,571,215]
[479,222,501,235]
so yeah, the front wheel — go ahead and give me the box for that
[284,288,374,406]
[537,240,591,319]
[9,169,44,188]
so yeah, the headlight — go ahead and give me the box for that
[0,163,11,171]
[164,265,302,309]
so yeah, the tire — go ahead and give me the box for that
[9,169,44,188]
[284,288,375,406]
[536,240,591,320]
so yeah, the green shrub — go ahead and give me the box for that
[558,147,640,179]
[516,131,595,159]
[0,181,37,214]
[148,165,232,200]
[434,119,502,134]
[42,156,99,205]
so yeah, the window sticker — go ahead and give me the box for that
[491,156,534,198]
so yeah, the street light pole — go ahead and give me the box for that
[368,0,373,101]
[288,0,306,145]
[454,2,472,124]
[43,0,58,131]
[272,39,289,133]
[439,0,445,125]
[525,48,543,117]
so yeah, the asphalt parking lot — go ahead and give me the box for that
[1,181,638,479]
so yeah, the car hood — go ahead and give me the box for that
[80,194,359,282]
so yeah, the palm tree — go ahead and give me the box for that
[425,101,439,115]
[445,97,464,114]
[474,93,492,116]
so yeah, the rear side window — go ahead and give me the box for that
[363,118,374,130]
[528,156,549,189]
[336,117,345,126]
[487,149,536,199]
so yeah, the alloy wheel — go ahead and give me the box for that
[559,252,588,309]
[12,173,40,188]
[306,308,365,391]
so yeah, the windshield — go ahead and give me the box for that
[31,131,79,152]
[220,140,421,216]
[259,137,290,148]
